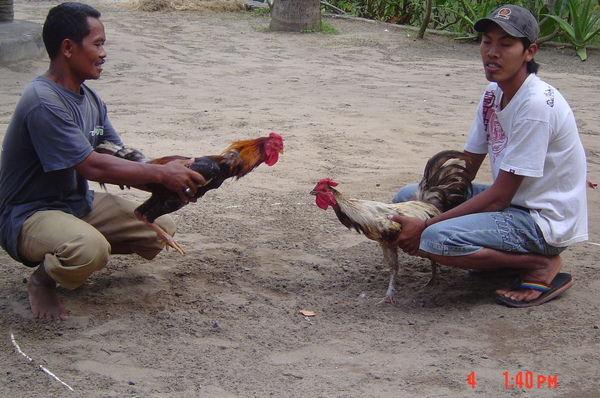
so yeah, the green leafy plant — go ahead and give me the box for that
[543,0,600,60]
[442,0,500,40]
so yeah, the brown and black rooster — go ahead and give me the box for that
[95,132,284,254]
[310,150,472,304]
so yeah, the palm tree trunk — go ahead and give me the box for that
[0,0,14,22]
[270,0,321,32]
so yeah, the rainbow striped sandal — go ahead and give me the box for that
[496,273,573,308]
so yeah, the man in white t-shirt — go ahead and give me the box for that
[389,4,588,307]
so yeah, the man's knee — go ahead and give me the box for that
[59,231,110,271]
[156,215,176,236]
[391,183,419,203]
[44,231,110,289]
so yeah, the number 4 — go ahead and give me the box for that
[468,371,476,388]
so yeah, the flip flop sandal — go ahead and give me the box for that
[495,273,573,308]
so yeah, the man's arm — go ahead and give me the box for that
[440,170,524,217]
[74,151,206,197]
[463,150,486,182]
[391,170,524,255]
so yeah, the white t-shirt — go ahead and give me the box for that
[464,74,588,247]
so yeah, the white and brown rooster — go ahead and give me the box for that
[310,150,472,304]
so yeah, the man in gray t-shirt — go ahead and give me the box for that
[0,3,205,321]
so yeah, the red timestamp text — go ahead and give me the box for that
[466,371,558,389]
[503,371,558,389]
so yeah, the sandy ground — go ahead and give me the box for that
[1,1,599,397]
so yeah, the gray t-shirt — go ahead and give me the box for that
[0,76,122,264]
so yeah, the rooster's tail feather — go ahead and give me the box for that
[416,150,472,213]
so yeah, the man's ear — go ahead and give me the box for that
[525,43,538,62]
[61,38,75,59]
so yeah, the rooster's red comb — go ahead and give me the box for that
[269,132,283,141]
[317,178,338,188]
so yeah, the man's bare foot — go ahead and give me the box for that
[495,255,563,303]
[27,266,68,321]
[51,279,94,290]
[76,279,94,290]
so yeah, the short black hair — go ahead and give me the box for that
[521,37,540,74]
[42,2,101,59]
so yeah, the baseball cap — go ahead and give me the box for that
[474,4,539,42]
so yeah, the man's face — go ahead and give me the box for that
[479,23,536,92]
[69,17,106,81]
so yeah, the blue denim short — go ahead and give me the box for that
[391,183,565,257]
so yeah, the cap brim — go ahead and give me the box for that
[473,18,526,38]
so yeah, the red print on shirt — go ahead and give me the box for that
[482,90,506,163]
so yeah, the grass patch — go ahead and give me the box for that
[321,20,339,34]
[132,0,245,12]
[301,21,340,34]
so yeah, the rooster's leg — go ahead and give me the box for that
[138,217,186,255]
[377,245,399,304]
[424,260,438,287]
[150,222,186,255]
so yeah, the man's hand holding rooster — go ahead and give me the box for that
[387,215,426,256]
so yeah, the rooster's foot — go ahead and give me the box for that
[376,289,396,305]
[148,222,186,255]
[423,275,437,288]
[162,235,186,255]
[423,260,438,288]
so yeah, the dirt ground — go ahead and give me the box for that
[1,1,599,397]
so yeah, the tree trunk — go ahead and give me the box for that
[417,0,432,39]
[0,0,14,22]
[270,0,321,32]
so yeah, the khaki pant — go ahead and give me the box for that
[17,192,175,290]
